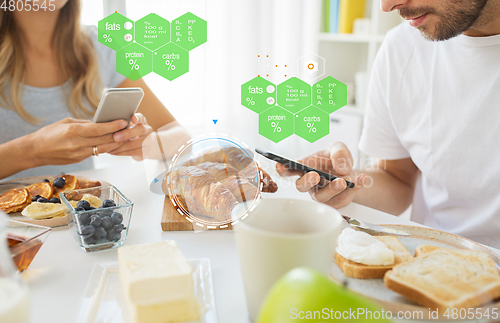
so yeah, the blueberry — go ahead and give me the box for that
[42,179,50,183]
[112,233,121,242]
[53,177,66,188]
[77,213,91,225]
[37,197,49,203]
[75,206,85,212]
[110,212,123,224]
[98,206,112,217]
[49,197,60,204]
[83,236,97,245]
[113,224,125,232]
[81,225,96,237]
[77,200,91,210]
[32,195,41,202]
[90,215,102,227]
[102,199,116,208]
[106,229,116,241]
[89,206,96,210]
[101,216,113,230]
[94,227,106,240]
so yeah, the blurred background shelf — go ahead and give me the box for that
[318,32,384,43]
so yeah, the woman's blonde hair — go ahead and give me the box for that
[0,0,101,124]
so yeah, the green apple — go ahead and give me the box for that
[256,267,391,322]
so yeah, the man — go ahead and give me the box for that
[277,0,500,247]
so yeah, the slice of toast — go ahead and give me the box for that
[384,249,500,310]
[415,245,499,276]
[335,235,413,279]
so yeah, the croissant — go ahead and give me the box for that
[183,147,278,193]
[164,148,278,222]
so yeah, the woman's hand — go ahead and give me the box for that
[28,117,128,166]
[108,113,153,160]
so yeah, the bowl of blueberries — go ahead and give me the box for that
[59,185,133,252]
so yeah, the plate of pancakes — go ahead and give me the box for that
[0,175,107,227]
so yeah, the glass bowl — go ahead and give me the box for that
[60,185,133,252]
[7,220,51,271]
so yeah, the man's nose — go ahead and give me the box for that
[381,0,409,12]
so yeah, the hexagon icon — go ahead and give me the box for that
[313,76,347,113]
[153,43,189,81]
[277,77,312,114]
[171,12,207,51]
[241,77,276,114]
[98,12,134,51]
[259,106,294,143]
[297,52,325,82]
[295,105,329,143]
[135,13,170,51]
[116,43,153,81]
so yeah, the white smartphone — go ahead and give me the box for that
[92,87,144,124]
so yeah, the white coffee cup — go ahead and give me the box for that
[233,198,342,322]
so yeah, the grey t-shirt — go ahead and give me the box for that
[0,26,126,181]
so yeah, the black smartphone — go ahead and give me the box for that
[255,148,355,188]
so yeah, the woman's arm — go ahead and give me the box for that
[0,135,37,179]
[0,118,127,180]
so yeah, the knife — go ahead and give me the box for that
[342,215,410,236]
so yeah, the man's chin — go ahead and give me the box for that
[417,26,439,41]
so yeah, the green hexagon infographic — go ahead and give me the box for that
[259,106,294,143]
[277,77,312,114]
[135,13,170,51]
[116,43,153,81]
[98,12,134,51]
[313,76,347,113]
[295,105,329,143]
[241,77,276,114]
[171,12,207,51]
[153,43,189,81]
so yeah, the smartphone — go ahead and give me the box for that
[92,87,144,124]
[255,148,355,188]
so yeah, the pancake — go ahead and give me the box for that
[51,175,79,198]
[26,182,54,199]
[0,188,32,214]
[77,178,101,189]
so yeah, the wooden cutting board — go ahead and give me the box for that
[161,196,232,231]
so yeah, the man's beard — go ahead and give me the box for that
[398,0,488,41]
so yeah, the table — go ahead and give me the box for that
[24,161,500,323]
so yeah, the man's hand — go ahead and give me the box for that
[276,142,369,208]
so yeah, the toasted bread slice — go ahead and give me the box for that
[26,182,54,199]
[415,244,499,276]
[51,175,79,197]
[335,235,413,279]
[0,188,32,214]
[384,249,500,310]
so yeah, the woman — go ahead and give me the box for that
[0,0,179,180]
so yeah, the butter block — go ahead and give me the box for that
[118,240,199,322]
[125,295,199,323]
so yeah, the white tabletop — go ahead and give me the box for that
[23,160,499,323]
